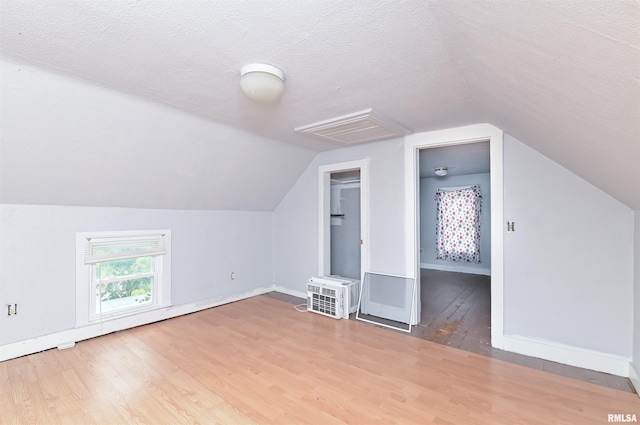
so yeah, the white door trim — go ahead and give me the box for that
[318,159,370,283]
[404,124,505,347]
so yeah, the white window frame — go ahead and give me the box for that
[75,230,171,326]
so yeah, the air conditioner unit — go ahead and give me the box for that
[307,276,360,319]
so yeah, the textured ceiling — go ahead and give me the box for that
[1,0,638,209]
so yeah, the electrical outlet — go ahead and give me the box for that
[7,304,17,316]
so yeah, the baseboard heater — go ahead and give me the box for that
[307,276,360,319]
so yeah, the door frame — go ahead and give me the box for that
[318,159,370,282]
[404,124,505,348]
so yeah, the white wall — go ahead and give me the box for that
[274,137,407,294]
[0,204,274,346]
[503,134,634,359]
[0,58,307,360]
[274,131,635,375]
[420,173,491,275]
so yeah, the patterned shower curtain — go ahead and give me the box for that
[435,185,482,263]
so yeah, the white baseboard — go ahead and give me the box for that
[503,334,630,377]
[420,263,491,276]
[273,285,307,299]
[0,285,274,362]
[629,362,640,397]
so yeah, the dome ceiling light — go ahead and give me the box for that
[240,63,285,102]
[435,167,448,177]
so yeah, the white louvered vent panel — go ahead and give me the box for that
[306,280,344,319]
[311,293,337,317]
[321,287,337,297]
[306,277,360,319]
[295,109,410,145]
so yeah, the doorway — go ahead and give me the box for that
[404,124,504,347]
[318,159,369,282]
[329,170,361,280]
[417,142,492,348]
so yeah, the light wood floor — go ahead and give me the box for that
[1,296,638,425]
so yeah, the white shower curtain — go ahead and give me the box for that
[435,185,482,263]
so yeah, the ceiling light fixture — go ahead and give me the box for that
[435,167,448,177]
[240,63,285,101]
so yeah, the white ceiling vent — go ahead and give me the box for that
[294,109,411,145]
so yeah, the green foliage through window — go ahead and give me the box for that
[94,256,154,310]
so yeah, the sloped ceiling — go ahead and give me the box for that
[0,0,638,210]
[433,1,640,210]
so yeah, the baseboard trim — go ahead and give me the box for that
[273,285,307,299]
[420,263,491,276]
[503,334,630,377]
[629,362,640,397]
[0,285,274,362]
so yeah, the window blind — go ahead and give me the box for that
[84,234,166,264]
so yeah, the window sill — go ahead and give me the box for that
[87,302,173,325]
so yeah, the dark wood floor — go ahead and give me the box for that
[265,269,636,394]
[415,269,491,352]
[415,269,634,393]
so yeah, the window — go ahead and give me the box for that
[76,230,171,324]
[435,185,482,263]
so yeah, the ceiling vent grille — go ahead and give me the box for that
[294,109,411,145]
